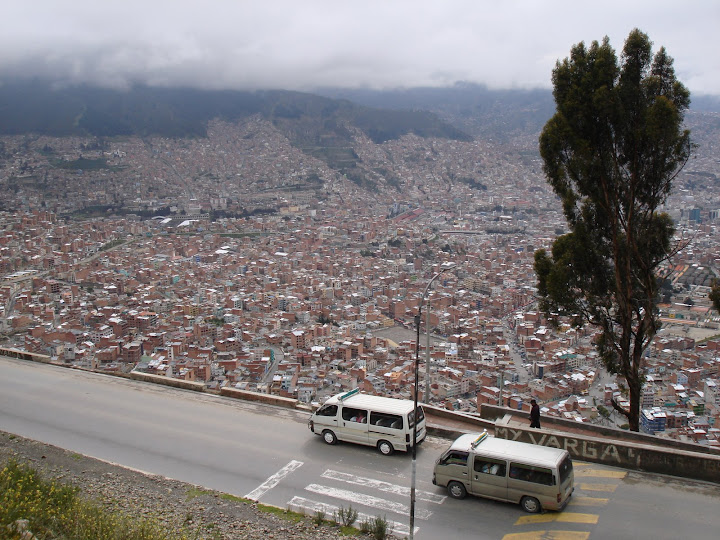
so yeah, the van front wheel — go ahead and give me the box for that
[520,496,541,513]
[447,481,467,499]
[377,440,394,456]
[322,430,338,445]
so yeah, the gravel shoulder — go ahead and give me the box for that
[0,431,353,540]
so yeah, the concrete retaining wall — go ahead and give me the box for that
[129,371,206,392]
[220,386,298,409]
[0,347,53,363]
[480,403,718,456]
[423,404,495,430]
[493,423,720,483]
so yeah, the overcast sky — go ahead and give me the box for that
[2,1,718,96]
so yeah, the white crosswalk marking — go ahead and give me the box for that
[244,460,303,500]
[321,469,446,504]
[287,496,416,537]
[305,483,433,520]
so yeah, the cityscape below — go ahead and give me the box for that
[1,94,719,451]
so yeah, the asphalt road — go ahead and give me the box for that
[1,357,718,540]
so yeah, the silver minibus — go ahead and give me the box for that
[433,431,574,512]
[308,388,426,455]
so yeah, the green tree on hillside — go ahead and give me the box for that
[708,278,720,314]
[533,29,692,432]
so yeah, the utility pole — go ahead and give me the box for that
[498,367,504,406]
[423,263,456,405]
[411,261,455,540]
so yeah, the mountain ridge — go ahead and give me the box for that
[0,81,472,142]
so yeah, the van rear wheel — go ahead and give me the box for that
[447,481,467,499]
[520,496,541,513]
[322,430,338,445]
[377,440,394,456]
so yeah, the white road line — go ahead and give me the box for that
[305,483,433,520]
[244,460,303,500]
[287,496,415,537]
[322,469,446,504]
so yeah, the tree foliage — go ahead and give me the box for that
[709,279,720,313]
[534,29,692,431]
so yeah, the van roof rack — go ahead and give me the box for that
[471,430,489,449]
[338,388,360,401]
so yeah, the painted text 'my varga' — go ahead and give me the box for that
[495,426,628,464]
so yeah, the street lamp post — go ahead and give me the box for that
[410,312,421,540]
[410,262,455,540]
[425,295,431,404]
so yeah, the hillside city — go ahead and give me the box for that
[2,107,720,450]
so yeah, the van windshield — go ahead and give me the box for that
[408,406,425,428]
[316,404,338,417]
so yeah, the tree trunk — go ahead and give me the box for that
[627,374,641,432]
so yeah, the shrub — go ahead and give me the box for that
[334,504,358,527]
[313,509,326,525]
[369,515,393,540]
[0,459,194,540]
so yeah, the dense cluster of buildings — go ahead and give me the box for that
[2,110,720,449]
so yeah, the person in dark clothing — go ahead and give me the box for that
[529,399,541,428]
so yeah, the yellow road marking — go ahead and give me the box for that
[570,496,609,506]
[579,483,618,492]
[503,532,591,540]
[556,513,599,524]
[516,514,557,524]
[575,469,626,479]
[516,512,599,525]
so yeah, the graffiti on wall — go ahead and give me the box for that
[495,426,631,465]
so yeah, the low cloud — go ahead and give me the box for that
[0,1,717,95]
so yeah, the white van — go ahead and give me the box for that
[433,431,574,513]
[308,388,426,455]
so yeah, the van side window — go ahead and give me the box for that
[369,412,403,429]
[474,457,506,477]
[316,405,338,417]
[509,463,555,486]
[441,451,469,466]
[342,407,367,423]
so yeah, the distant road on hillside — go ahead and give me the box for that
[658,320,720,342]
[372,325,446,347]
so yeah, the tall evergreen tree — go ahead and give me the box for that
[710,280,720,313]
[534,29,692,431]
